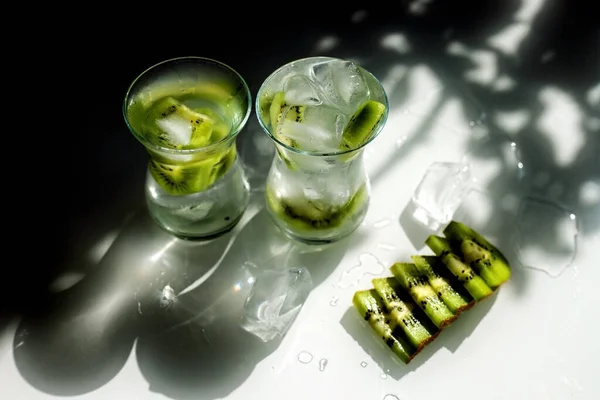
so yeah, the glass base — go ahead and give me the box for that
[266,204,366,245]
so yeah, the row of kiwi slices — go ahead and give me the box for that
[259,91,387,154]
[142,96,234,195]
[353,220,512,364]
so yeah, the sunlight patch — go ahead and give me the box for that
[587,83,600,108]
[351,10,368,23]
[492,75,517,92]
[314,36,339,53]
[446,42,498,86]
[494,110,530,135]
[536,87,586,167]
[381,33,411,54]
[49,271,86,293]
[515,0,545,21]
[408,0,432,15]
[88,229,120,264]
[487,23,530,56]
[379,64,409,98]
[579,181,600,206]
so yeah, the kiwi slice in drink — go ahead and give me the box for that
[269,92,305,147]
[149,158,211,195]
[340,100,386,151]
[146,97,214,150]
[194,107,231,141]
[266,185,367,233]
[145,99,237,195]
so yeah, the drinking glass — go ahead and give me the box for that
[256,56,389,244]
[124,57,251,240]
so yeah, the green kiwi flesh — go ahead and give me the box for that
[353,290,416,364]
[265,185,367,233]
[340,100,386,150]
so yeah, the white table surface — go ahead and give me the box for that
[2,1,598,399]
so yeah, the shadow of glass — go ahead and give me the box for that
[11,205,231,397]
[134,202,350,400]
[340,289,498,381]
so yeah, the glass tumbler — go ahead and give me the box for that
[256,56,389,244]
[124,57,251,240]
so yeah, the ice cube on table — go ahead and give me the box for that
[283,75,322,106]
[411,161,474,231]
[156,115,193,146]
[241,266,313,342]
[310,59,370,114]
[276,104,346,153]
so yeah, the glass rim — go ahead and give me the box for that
[255,56,389,157]
[123,56,252,154]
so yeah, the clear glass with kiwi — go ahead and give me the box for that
[124,57,251,240]
[256,57,389,244]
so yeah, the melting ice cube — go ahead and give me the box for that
[276,104,346,153]
[283,75,322,106]
[310,59,370,114]
[241,267,313,342]
[411,161,474,231]
[157,116,193,146]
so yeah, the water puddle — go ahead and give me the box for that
[395,136,408,148]
[297,351,313,364]
[515,197,579,277]
[337,253,385,289]
[329,296,339,307]
[377,243,396,251]
[373,219,391,229]
[318,358,328,371]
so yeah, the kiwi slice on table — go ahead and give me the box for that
[353,290,417,364]
[372,277,438,350]
[390,262,457,329]
[411,255,475,314]
[146,97,214,149]
[443,221,512,289]
[425,235,494,301]
[340,100,386,151]
[352,220,512,364]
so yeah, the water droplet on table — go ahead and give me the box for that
[516,197,579,277]
[373,219,391,229]
[297,351,313,364]
[383,395,399,400]
[380,372,388,379]
[337,253,385,289]
[360,361,368,368]
[319,358,328,371]
[329,296,339,306]
[395,136,408,148]
[377,243,396,251]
